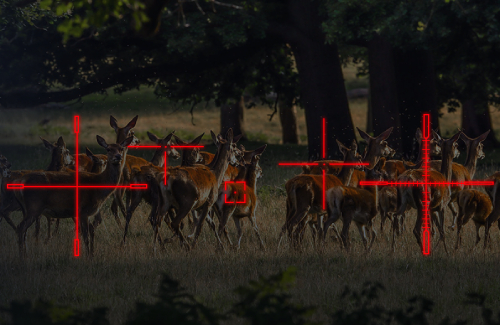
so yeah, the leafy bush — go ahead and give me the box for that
[1,268,499,325]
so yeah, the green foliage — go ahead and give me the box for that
[29,125,71,137]
[0,299,108,325]
[231,267,318,325]
[2,268,500,325]
[125,274,223,325]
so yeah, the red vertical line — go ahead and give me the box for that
[74,116,80,257]
[322,118,326,159]
[322,169,326,210]
[422,115,430,255]
[164,151,168,185]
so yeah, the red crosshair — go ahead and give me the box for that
[359,113,494,255]
[6,116,149,257]
[278,117,369,210]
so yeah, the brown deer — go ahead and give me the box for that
[0,137,73,241]
[213,146,267,250]
[392,130,461,253]
[445,130,490,230]
[122,132,202,246]
[455,189,492,249]
[13,135,134,258]
[155,129,243,250]
[378,129,442,234]
[483,172,500,249]
[324,158,386,251]
[279,140,363,249]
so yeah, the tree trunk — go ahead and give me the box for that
[368,34,401,152]
[278,96,299,144]
[220,96,247,140]
[462,99,499,147]
[394,49,440,157]
[286,2,354,160]
[366,82,373,135]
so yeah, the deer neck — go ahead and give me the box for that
[208,144,231,189]
[440,151,453,182]
[47,152,65,171]
[150,149,165,167]
[98,150,128,187]
[337,164,355,185]
[464,145,478,178]
[246,167,258,189]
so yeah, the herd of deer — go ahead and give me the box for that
[0,115,499,258]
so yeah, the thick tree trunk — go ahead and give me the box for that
[368,35,401,152]
[278,96,299,144]
[366,83,373,134]
[394,49,440,157]
[220,96,246,140]
[462,99,499,147]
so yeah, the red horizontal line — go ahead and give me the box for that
[6,184,148,189]
[278,163,319,166]
[359,181,494,186]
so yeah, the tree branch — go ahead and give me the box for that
[0,41,262,108]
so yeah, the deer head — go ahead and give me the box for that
[40,136,73,168]
[357,127,394,170]
[96,135,134,166]
[173,133,204,166]
[110,115,140,145]
[148,130,181,160]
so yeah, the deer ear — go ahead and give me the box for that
[476,130,490,143]
[302,165,311,174]
[191,133,204,145]
[233,134,243,143]
[147,131,160,144]
[336,139,347,154]
[432,129,442,141]
[376,127,393,141]
[120,136,134,148]
[173,134,184,145]
[210,131,219,145]
[40,137,54,150]
[164,131,175,143]
[356,127,372,142]
[56,136,66,148]
[451,131,462,143]
[96,135,108,149]
[459,131,472,143]
[85,147,94,158]
[126,115,138,130]
[350,140,358,152]
[253,144,267,157]
[110,115,118,131]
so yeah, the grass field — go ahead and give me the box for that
[2,66,500,324]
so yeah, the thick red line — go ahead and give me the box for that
[74,115,79,257]
[7,185,148,189]
[322,117,326,159]
[322,169,326,210]
[422,114,430,255]
[164,151,168,185]
[423,113,430,139]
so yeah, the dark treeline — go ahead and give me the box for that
[1,0,500,158]
[0,267,498,325]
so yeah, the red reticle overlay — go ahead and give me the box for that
[6,116,149,257]
[359,113,494,255]
[224,181,246,204]
[278,117,369,210]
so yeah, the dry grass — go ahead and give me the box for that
[2,64,500,324]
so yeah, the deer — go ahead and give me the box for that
[445,130,490,231]
[378,128,442,234]
[392,130,462,253]
[279,127,394,248]
[0,136,73,242]
[278,139,363,249]
[12,135,134,258]
[122,132,201,246]
[154,129,243,251]
[323,158,386,252]
[213,145,267,250]
[454,189,493,249]
[483,172,500,249]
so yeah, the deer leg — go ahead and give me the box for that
[34,216,41,242]
[340,217,351,252]
[474,222,482,246]
[448,201,459,231]
[1,212,18,231]
[79,215,91,257]
[455,211,464,250]
[53,219,61,236]
[89,212,102,255]
[355,221,368,250]
[234,217,243,250]
[17,213,39,258]
[249,213,265,250]
[217,205,235,249]
[323,209,340,244]
[111,190,125,228]
[123,190,143,245]
[368,220,377,250]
